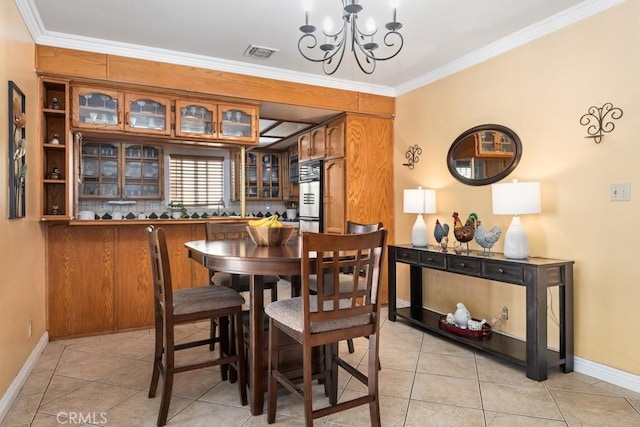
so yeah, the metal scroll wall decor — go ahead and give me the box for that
[579,102,623,144]
[402,144,422,169]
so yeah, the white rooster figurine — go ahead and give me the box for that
[474,220,502,256]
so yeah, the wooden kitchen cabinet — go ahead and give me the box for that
[72,86,123,131]
[79,139,162,199]
[324,157,345,234]
[325,118,345,159]
[175,99,216,139]
[240,151,281,200]
[41,78,72,220]
[124,92,172,136]
[218,104,259,144]
[298,126,325,162]
[47,223,208,338]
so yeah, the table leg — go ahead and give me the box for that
[249,274,265,415]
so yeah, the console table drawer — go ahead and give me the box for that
[448,256,482,276]
[419,252,446,270]
[483,261,525,284]
[395,247,418,264]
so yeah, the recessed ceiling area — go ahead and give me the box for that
[256,102,340,150]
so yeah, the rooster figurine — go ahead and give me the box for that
[453,212,477,253]
[433,220,450,244]
[474,220,502,257]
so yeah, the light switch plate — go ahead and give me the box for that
[610,183,631,201]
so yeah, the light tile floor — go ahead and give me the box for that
[3,305,640,426]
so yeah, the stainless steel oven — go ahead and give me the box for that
[298,159,323,233]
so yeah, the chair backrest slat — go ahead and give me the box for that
[147,226,174,320]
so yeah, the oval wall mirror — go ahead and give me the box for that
[447,124,522,186]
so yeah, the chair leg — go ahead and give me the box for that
[233,310,248,406]
[209,318,217,351]
[267,318,279,424]
[346,338,355,353]
[148,309,163,398]
[302,343,314,427]
[157,339,175,427]
[270,281,278,302]
[367,334,381,427]
[219,316,230,381]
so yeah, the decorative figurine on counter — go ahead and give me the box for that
[454,302,471,329]
[51,205,60,215]
[474,220,502,257]
[433,220,450,252]
[453,212,477,254]
[49,132,60,145]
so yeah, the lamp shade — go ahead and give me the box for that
[403,188,436,247]
[403,188,436,214]
[491,181,541,215]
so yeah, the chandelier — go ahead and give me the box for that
[298,1,403,75]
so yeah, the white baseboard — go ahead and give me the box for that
[0,332,49,424]
[393,299,640,393]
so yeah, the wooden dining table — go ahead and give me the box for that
[185,236,303,415]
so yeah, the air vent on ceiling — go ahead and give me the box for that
[243,44,279,60]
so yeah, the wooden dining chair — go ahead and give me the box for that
[147,226,247,426]
[265,228,388,427]
[309,220,384,354]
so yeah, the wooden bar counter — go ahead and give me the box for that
[46,219,224,338]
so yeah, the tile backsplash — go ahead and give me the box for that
[77,199,297,220]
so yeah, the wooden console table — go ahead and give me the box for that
[387,244,574,381]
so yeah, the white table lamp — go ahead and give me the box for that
[491,180,541,259]
[403,187,436,247]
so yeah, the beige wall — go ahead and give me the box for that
[395,0,640,376]
[0,1,45,397]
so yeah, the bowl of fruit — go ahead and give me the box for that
[246,215,295,246]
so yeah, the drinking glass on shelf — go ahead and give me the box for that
[100,95,109,108]
[199,107,206,119]
[152,102,159,114]
[83,94,92,106]
[130,117,137,127]
[89,112,98,123]
[189,106,197,117]
[136,100,146,112]
[226,111,232,121]
[235,111,242,122]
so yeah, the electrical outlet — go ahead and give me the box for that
[100,202,106,210]
[151,202,159,211]
[501,306,509,320]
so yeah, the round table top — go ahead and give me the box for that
[185,236,302,276]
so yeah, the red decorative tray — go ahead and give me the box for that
[439,315,492,339]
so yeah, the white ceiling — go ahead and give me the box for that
[17,0,623,96]
[15,0,624,147]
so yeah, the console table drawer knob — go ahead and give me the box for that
[427,257,434,261]
[498,268,504,273]
[459,262,465,267]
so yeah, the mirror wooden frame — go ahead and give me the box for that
[447,124,522,186]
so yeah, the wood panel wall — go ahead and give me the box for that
[35,46,395,116]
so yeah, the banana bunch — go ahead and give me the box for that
[248,215,282,228]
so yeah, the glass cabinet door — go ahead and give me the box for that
[245,153,259,199]
[72,87,123,130]
[124,93,172,136]
[80,142,120,198]
[219,104,258,143]
[175,100,216,139]
[261,154,280,199]
[124,144,161,198]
